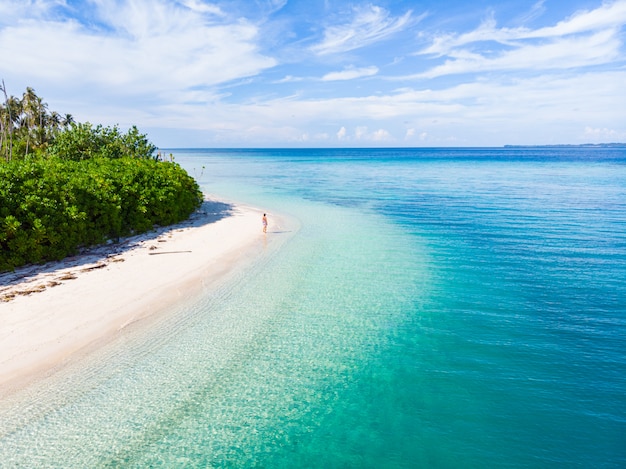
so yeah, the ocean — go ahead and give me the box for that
[0,147,624,468]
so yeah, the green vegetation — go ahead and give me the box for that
[0,83,203,272]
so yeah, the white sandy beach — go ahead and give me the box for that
[0,197,278,396]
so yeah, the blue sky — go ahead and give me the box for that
[1,0,625,147]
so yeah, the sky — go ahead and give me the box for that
[1,0,625,148]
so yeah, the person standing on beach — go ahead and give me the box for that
[262,213,268,233]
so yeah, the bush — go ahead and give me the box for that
[47,122,157,161]
[0,157,202,272]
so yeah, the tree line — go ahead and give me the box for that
[0,83,203,272]
[1,80,75,161]
[1,81,157,161]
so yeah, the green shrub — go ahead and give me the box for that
[0,157,202,272]
[47,123,157,161]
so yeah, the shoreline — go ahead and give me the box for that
[0,196,291,397]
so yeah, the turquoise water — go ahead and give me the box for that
[1,147,625,467]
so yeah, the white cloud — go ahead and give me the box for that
[148,69,626,146]
[0,0,64,25]
[0,0,275,89]
[179,0,223,15]
[356,127,392,141]
[414,0,626,78]
[311,5,414,55]
[532,0,626,38]
[322,66,379,81]
[583,126,626,141]
[275,75,304,83]
[421,1,626,56]
[417,29,620,78]
[3,0,625,147]
[330,126,392,142]
[372,128,392,141]
[355,126,368,139]
[405,128,427,141]
[514,0,547,25]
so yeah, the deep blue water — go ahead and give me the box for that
[0,147,624,468]
[176,147,626,468]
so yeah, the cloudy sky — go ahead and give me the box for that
[1,0,625,147]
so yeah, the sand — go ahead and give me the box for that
[0,197,279,396]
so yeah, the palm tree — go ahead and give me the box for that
[0,84,23,162]
[1,83,77,160]
[48,111,62,140]
[34,96,49,149]
[21,87,39,157]
[62,113,74,128]
[0,80,14,161]
[0,106,6,160]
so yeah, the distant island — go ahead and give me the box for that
[504,143,626,148]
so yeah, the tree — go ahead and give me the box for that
[0,84,201,271]
[0,80,15,161]
[47,122,157,161]
[62,113,74,128]
[0,83,79,160]
[21,86,39,157]
[0,84,156,162]
[49,111,62,137]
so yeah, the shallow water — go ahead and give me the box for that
[1,147,625,468]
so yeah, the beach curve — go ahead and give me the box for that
[0,196,287,397]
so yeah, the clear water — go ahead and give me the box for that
[1,147,625,468]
